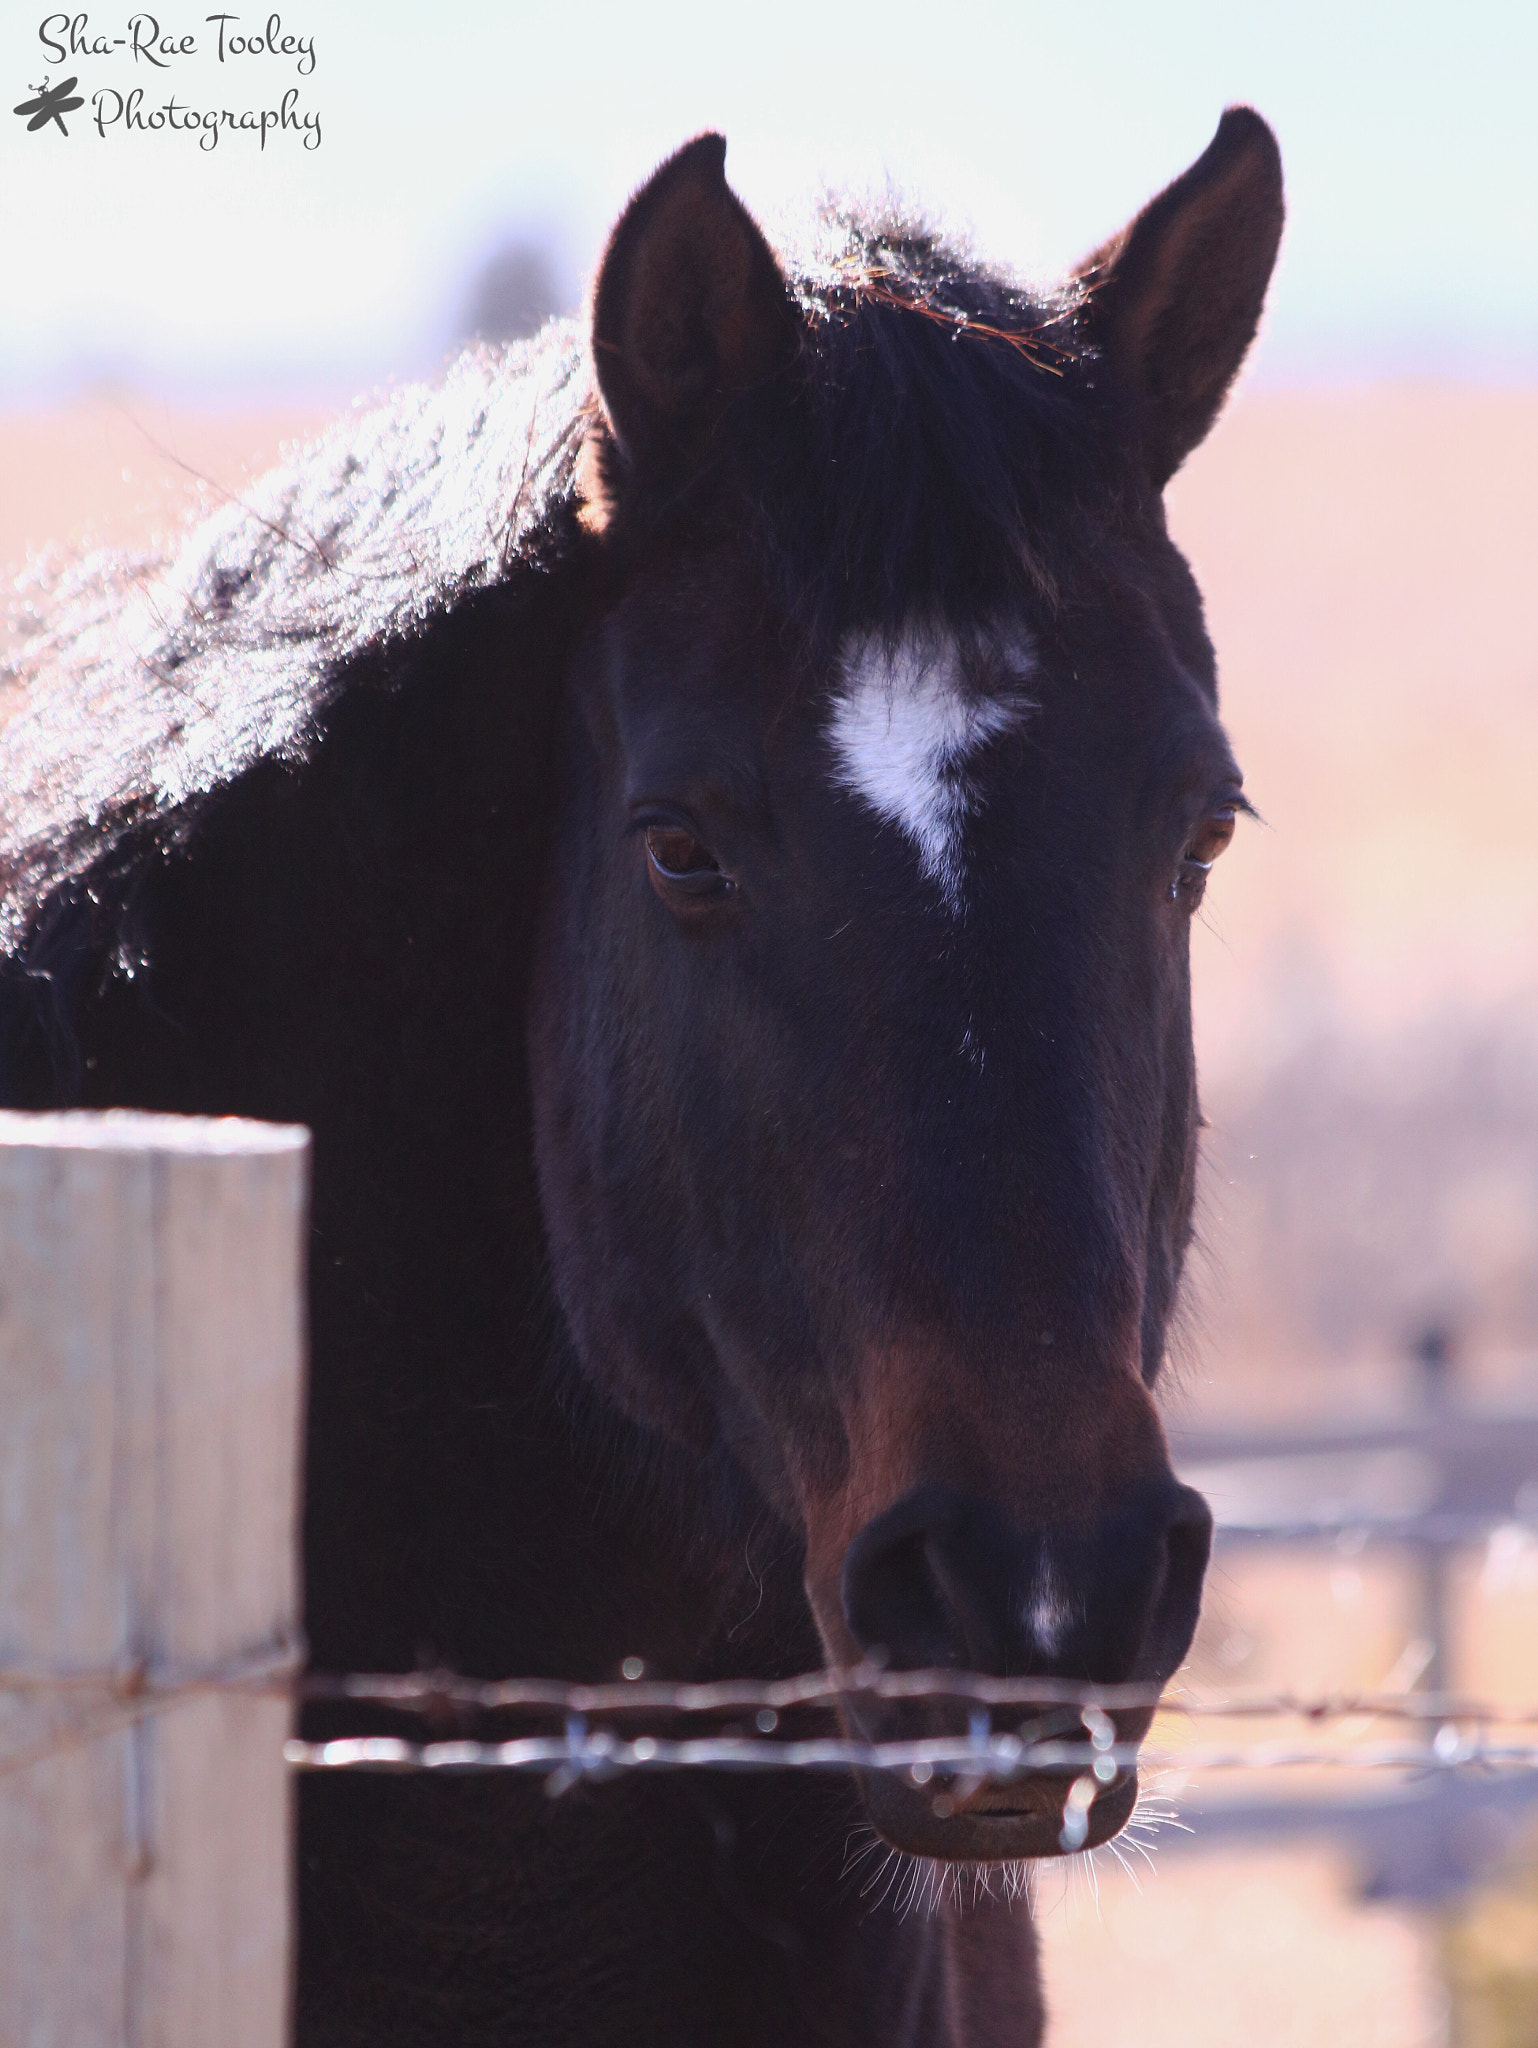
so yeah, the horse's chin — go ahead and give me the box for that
[856,1766,1140,1863]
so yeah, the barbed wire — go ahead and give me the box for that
[290,1664,1538,1726]
[13,1652,1538,1723]
[12,1652,1538,1789]
[281,1728,1538,1781]
[18,1657,1538,1867]
[0,1643,303,1783]
[16,1651,1538,1724]
[0,1641,302,1701]
[1206,1513,1538,1548]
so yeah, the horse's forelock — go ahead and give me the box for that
[589,212,1143,660]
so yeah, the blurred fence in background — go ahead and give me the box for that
[4,1111,1538,2048]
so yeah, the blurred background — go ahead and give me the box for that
[4,0,1536,2040]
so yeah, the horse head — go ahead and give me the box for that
[529,118,1282,1861]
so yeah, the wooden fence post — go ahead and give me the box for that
[0,1111,309,2048]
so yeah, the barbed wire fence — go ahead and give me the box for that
[7,1111,1538,2041]
[11,1647,1538,1854]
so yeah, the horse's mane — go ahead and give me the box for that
[0,323,588,944]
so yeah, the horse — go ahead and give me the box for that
[0,111,1283,2045]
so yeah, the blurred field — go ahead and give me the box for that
[4,377,1537,2045]
[1037,1845,1444,2048]
[0,396,330,663]
[1169,388,1538,1422]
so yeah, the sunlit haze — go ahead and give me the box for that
[2,0,1535,400]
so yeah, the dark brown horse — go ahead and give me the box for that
[0,111,1282,2044]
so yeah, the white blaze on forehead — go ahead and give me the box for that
[827,624,1034,910]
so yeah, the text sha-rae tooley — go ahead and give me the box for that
[40,13,317,75]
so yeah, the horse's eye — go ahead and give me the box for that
[643,824,732,901]
[1185,807,1237,868]
[1187,802,1245,868]
[1171,805,1238,906]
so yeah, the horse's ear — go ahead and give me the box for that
[590,133,799,473]
[1078,108,1283,487]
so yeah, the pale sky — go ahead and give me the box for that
[2,0,1534,400]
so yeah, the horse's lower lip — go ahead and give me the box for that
[856,1767,1140,1862]
[953,1767,1131,1819]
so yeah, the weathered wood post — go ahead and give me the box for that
[0,1111,309,2048]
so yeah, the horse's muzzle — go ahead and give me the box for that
[834,1475,1212,1860]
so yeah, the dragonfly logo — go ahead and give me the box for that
[13,74,83,134]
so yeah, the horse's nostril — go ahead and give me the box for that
[1160,1483,1215,1611]
[839,1477,1215,1684]
[841,1493,1008,1673]
[1168,1481,1216,1557]
[1146,1480,1214,1675]
[842,1529,985,1672]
